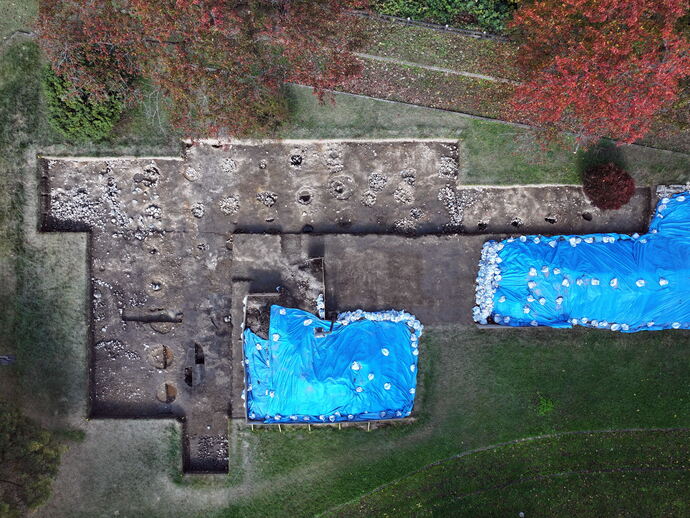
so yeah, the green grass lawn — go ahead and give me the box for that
[329,429,690,517]
[0,0,35,39]
[23,326,690,518]
[190,327,690,518]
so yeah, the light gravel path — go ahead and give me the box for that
[354,52,519,84]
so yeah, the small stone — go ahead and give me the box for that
[191,203,205,218]
[256,191,277,207]
[219,195,240,215]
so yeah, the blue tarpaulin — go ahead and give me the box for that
[474,191,690,332]
[243,306,422,423]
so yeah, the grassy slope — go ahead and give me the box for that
[0,0,34,39]
[361,18,521,81]
[198,328,690,518]
[341,59,515,120]
[456,470,689,518]
[329,429,690,517]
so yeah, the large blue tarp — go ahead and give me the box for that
[243,306,422,423]
[474,191,690,332]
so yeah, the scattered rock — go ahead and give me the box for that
[196,435,228,461]
[438,156,458,180]
[146,280,164,296]
[219,195,240,215]
[323,144,344,172]
[95,339,140,361]
[328,176,354,200]
[400,168,416,185]
[438,185,462,227]
[290,155,303,167]
[50,187,104,229]
[410,207,424,220]
[394,183,414,205]
[221,158,237,175]
[393,218,416,234]
[145,205,162,220]
[183,167,201,182]
[368,172,388,192]
[191,203,205,218]
[361,190,377,207]
[256,191,278,207]
[142,164,160,187]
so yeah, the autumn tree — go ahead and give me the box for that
[582,162,636,210]
[37,0,369,136]
[508,0,690,144]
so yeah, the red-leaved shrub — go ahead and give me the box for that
[583,163,636,210]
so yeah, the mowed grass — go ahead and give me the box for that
[197,327,690,518]
[329,429,690,517]
[0,0,35,39]
[26,325,690,518]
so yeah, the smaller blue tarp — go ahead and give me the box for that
[243,306,423,423]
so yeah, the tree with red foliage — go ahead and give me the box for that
[583,162,636,210]
[37,0,369,136]
[508,0,690,144]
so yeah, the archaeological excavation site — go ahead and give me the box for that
[39,139,678,473]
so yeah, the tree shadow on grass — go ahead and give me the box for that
[575,138,627,181]
[12,245,87,419]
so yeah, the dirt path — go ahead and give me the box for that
[354,52,518,84]
[0,29,35,49]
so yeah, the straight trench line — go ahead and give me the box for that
[354,52,519,85]
[319,426,690,517]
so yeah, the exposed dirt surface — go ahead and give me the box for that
[232,233,487,327]
[40,139,657,473]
